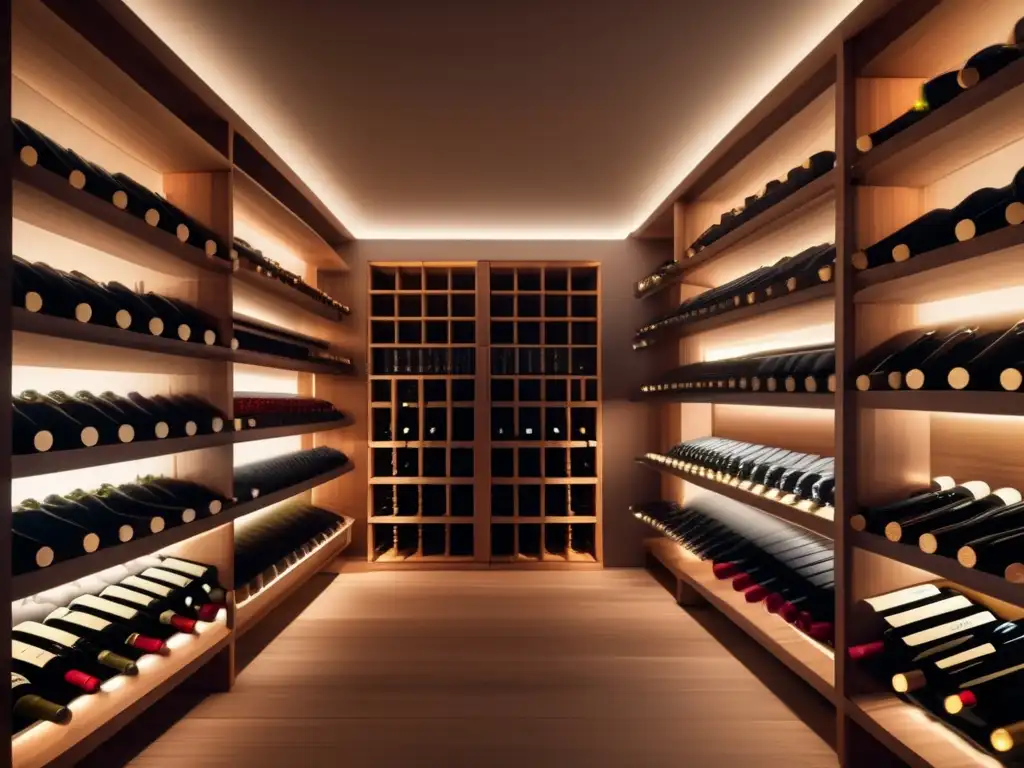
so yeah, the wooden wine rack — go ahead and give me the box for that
[2,1,360,765]
[632,2,1024,767]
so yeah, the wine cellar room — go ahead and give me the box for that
[3,0,1024,766]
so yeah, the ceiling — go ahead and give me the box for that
[124,0,861,240]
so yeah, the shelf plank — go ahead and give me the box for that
[10,462,354,601]
[636,456,835,538]
[235,516,354,637]
[846,694,1003,768]
[636,171,836,299]
[851,530,1024,609]
[638,391,835,410]
[229,347,355,376]
[635,281,835,346]
[854,57,1024,188]
[857,389,1024,417]
[645,537,837,703]
[13,163,232,276]
[232,416,352,444]
[232,260,348,322]
[854,224,1024,304]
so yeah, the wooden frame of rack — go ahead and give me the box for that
[3,1,359,765]
[633,1,1024,767]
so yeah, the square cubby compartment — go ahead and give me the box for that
[491,378,514,403]
[398,294,422,318]
[545,378,568,402]
[491,484,514,517]
[518,524,541,558]
[491,269,515,291]
[452,407,474,441]
[372,408,393,441]
[452,379,475,402]
[372,524,395,558]
[424,379,447,404]
[518,407,541,440]
[571,407,597,440]
[518,378,541,403]
[398,321,422,344]
[545,523,569,557]
[425,321,448,344]
[371,321,396,344]
[424,407,447,440]
[451,294,475,318]
[395,524,419,557]
[571,267,598,291]
[517,348,542,376]
[571,294,597,318]
[491,321,514,345]
[544,268,568,291]
[572,348,597,376]
[519,448,541,478]
[425,269,448,290]
[372,448,394,477]
[396,447,419,477]
[545,485,568,516]
[371,379,392,404]
[544,294,568,318]
[492,448,514,477]
[518,483,541,517]
[569,484,596,516]
[422,524,446,556]
[398,268,422,291]
[517,269,541,291]
[452,321,475,344]
[451,268,475,291]
[396,484,419,516]
[426,294,448,318]
[423,448,447,477]
[371,267,397,291]
[492,347,516,375]
[372,485,395,516]
[396,405,419,441]
[517,294,541,318]
[517,321,540,345]
[586,378,599,401]
[491,407,514,441]
[422,484,447,516]
[570,447,597,477]
[570,378,592,402]
[451,484,474,517]
[572,321,597,346]
[451,448,474,477]
[491,524,515,557]
[544,347,570,375]
[371,348,393,375]
[397,379,418,405]
[545,448,568,478]
[491,294,514,317]
[545,407,568,439]
[371,294,395,318]
[545,321,569,345]
[570,523,596,556]
[450,524,474,557]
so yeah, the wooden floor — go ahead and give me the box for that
[122,569,838,768]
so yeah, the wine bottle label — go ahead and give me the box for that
[118,424,135,443]
[149,317,165,336]
[936,643,995,670]
[865,584,941,613]
[116,309,132,329]
[19,145,38,166]
[102,585,156,607]
[150,517,166,533]
[176,223,190,242]
[11,672,32,690]
[34,430,53,452]
[49,608,111,631]
[212,417,224,433]
[75,303,93,323]
[178,324,192,341]
[118,525,133,542]
[142,568,192,588]
[182,508,196,523]
[162,557,209,578]
[80,426,99,447]
[12,640,58,667]
[112,190,128,210]
[69,169,86,189]
[203,330,216,345]
[123,576,173,598]
[24,291,43,313]
[155,422,170,439]
[145,209,160,226]
[885,595,972,628]
[17,621,79,647]
[83,533,100,552]
[185,421,197,436]
[74,596,139,621]
[903,611,996,647]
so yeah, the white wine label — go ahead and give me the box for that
[124,576,173,597]
[155,422,170,439]
[12,640,57,667]
[865,584,942,613]
[903,611,996,647]
[912,635,973,662]
[142,568,192,588]
[103,585,156,607]
[885,595,971,628]
[50,608,111,631]
[181,508,196,523]
[959,659,1024,688]
[185,421,197,437]
[936,643,996,670]
[24,292,43,313]
[144,208,160,226]
[12,672,32,689]
[162,558,208,578]
[112,190,128,209]
[116,309,132,329]
[17,621,79,647]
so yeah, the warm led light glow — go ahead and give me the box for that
[916,285,1024,327]
[233,435,304,467]
[12,456,174,504]
[232,221,310,277]
[703,323,833,362]
[233,364,300,395]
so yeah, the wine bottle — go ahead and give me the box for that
[140,477,225,516]
[27,496,136,545]
[885,487,1020,542]
[904,325,1001,390]
[11,672,72,729]
[118,575,220,622]
[855,330,946,391]
[90,391,170,440]
[65,490,167,534]
[12,503,100,558]
[43,265,130,329]
[44,607,167,655]
[88,279,165,336]
[958,44,1023,88]
[850,477,971,533]
[15,391,99,449]
[920,498,1024,556]
[139,566,226,607]
[855,71,964,152]
[96,484,197,525]
[13,621,137,676]
[947,320,1024,390]
[170,394,226,433]
[852,209,958,270]
[158,556,224,597]
[44,390,134,444]
[12,530,55,573]
[12,401,54,454]
[97,585,197,634]
[11,256,93,322]
[12,640,101,694]
[957,525,1024,580]
[952,181,1021,242]
[128,392,197,438]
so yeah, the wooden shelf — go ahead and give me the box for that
[857,389,1024,417]
[232,260,348,322]
[11,618,231,768]
[233,416,353,444]
[228,461,356,520]
[636,456,835,538]
[638,391,834,410]
[369,477,475,485]
[235,516,354,637]
[230,347,355,376]
[369,516,476,523]
[854,57,1024,187]
[13,163,232,276]
[646,537,837,703]
[851,530,1024,609]
[371,550,476,564]
[635,282,835,346]
[854,224,1024,304]
[846,694,1003,768]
